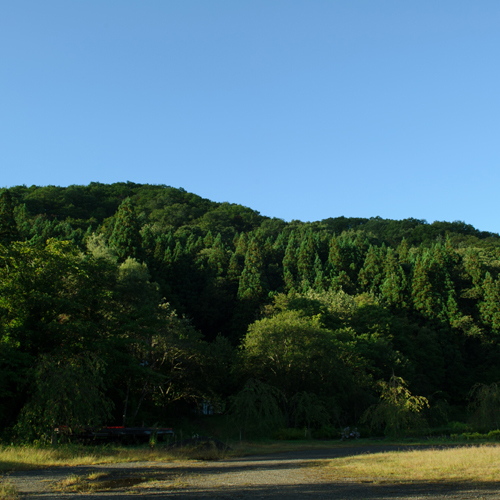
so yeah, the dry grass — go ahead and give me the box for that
[52,470,190,493]
[312,444,500,484]
[0,439,345,473]
[0,445,188,472]
[0,480,19,500]
[52,472,149,492]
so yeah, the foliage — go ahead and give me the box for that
[290,392,330,436]
[228,379,284,439]
[14,352,113,442]
[362,375,429,438]
[468,382,500,431]
[2,182,500,439]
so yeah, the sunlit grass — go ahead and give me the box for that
[0,439,352,472]
[0,480,19,500]
[0,444,188,472]
[52,472,148,492]
[311,444,500,483]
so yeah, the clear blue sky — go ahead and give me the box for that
[2,1,499,232]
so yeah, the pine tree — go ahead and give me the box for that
[411,255,435,318]
[296,230,316,289]
[109,198,142,262]
[234,233,248,256]
[396,237,410,264]
[203,230,214,248]
[228,252,242,283]
[327,236,344,278]
[282,231,298,292]
[380,247,408,308]
[358,245,384,294]
[208,233,228,277]
[0,189,20,244]
[480,272,500,332]
[238,237,267,301]
[313,253,326,292]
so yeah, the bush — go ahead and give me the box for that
[314,425,341,440]
[448,421,471,434]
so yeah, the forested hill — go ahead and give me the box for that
[6,182,500,248]
[2,183,500,441]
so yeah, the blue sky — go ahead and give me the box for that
[1,1,499,232]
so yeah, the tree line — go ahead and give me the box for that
[1,183,500,441]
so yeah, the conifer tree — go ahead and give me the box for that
[327,236,344,278]
[238,237,267,301]
[313,253,326,292]
[228,252,242,283]
[396,237,410,264]
[203,230,214,248]
[234,232,248,256]
[380,247,408,308]
[462,248,484,302]
[296,230,316,288]
[0,189,20,244]
[358,245,384,294]
[109,198,142,262]
[411,255,435,318]
[208,233,228,277]
[480,272,500,332]
[282,231,298,292]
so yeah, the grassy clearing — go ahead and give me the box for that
[0,480,19,500]
[311,444,500,484]
[0,439,352,472]
[0,443,231,473]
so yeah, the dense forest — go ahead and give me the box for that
[2,182,500,441]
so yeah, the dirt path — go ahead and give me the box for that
[4,446,500,499]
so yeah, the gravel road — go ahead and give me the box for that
[3,446,500,499]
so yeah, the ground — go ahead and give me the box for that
[4,446,500,499]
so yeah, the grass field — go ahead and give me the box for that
[311,444,500,484]
[0,439,350,473]
[2,439,500,487]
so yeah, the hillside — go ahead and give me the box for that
[1,183,500,440]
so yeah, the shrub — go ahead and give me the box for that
[314,425,341,440]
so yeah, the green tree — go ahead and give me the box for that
[228,378,284,440]
[380,247,408,308]
[15,352,113,442]
[411,254,435,318]
[468,382,500,431]
[0,189,20,244]
[282,231,298,292]
[480,272,500,333]
[241,310,361,404]
[362,374,429,438]
[237,237,267,301]
[290,391,330,437]
[358,245,384,294]
[109,198,143,262]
